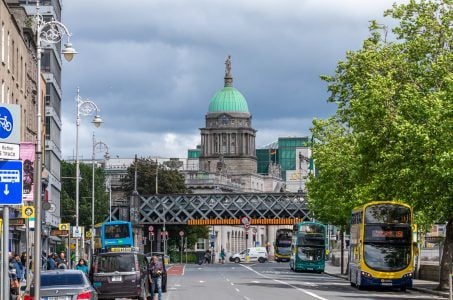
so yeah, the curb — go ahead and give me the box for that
[324,271,449,298]
[410,286,449,298]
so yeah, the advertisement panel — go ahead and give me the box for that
[20,142,35,202]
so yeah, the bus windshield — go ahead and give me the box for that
[297,234,324,247]
[364,244,411,271]
[365,204,411,224]
[297,247,324,261]
[276,239,292,247]
[105,224,130,239]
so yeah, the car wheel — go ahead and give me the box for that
[234,257,240,263]
[258,257,265,263]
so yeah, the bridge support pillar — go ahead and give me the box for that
[156,228,162,253]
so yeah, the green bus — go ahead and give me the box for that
[289,221,326,273]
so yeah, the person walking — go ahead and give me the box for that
[75,259,88,274]
[46,253,56,270]
[148,256,163,300]
[220,248,226,264]
[56,252,68,269]
[12,254,24,282]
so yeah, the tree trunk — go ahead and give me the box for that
[438,219,453,290]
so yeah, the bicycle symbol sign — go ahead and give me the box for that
[0,107,13,139]
[0,105,20,144]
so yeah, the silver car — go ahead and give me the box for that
[24,269,97,300]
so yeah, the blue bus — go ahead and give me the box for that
[289,221,326,273]
[94,221,134,252]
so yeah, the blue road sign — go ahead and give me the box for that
[0,104,20,144]
[0,160,23,205]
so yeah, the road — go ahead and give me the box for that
[162,262,446,300]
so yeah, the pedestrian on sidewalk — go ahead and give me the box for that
[220,248,226,264]
[75,259,88,274]
[148,256,163,300]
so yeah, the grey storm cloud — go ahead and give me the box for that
[60,0,398,159]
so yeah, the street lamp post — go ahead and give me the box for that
[33,1,77,299]
[91,134,109,261]
[75,89,102,264]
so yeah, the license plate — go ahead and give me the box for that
[42,297,71,300]
[381,280,393,286]
[111,275,122,282]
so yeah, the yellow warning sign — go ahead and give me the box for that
[22,206,35,218]
[59,223,70,231]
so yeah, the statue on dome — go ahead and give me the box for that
[225,55,232,76]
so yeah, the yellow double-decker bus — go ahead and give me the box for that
[349,201,415,291]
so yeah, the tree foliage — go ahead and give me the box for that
[121,157,188,195]
[121,158,207,249]
[60,161,110,226]
[307,0,452,288]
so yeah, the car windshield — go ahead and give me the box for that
[97,254,135,272]
[41,273,84,286]
[364,244,411,271]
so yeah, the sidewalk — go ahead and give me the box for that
[324,261,449,298]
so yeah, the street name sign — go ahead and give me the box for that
[0,160,23,205]
[51,229,69,236]
[9,218,25,226]
[0,143,19,159]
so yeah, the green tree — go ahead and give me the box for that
[61,161,109,226]
[121,157,206,252]
[308,0,452,289]
[121,157,188,195]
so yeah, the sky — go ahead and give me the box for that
[60,0,399,161]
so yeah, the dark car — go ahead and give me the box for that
[145,252,168,293]
[24,269,97,300]
[91,250,149,299]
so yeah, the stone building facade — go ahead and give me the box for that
[199,56,257,175]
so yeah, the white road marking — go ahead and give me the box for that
[226,278,230,282]
[251,280,260,284]
[199,280,205,283]
[235,288,240,292]
[174,284,181,287]
[244,297,251,300]
[240,264,329,300]
[182,264,186,276]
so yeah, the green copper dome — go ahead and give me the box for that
[208,86,249,113]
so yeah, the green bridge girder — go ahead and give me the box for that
[111,193,309,225]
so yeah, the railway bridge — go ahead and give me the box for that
[111,192,310,225]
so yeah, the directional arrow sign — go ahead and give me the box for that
[0,160,23,205]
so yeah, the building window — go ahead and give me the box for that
[1,23,4,62]
[1,81,4,103]
[7,31,10,69]
[196,238,205,251]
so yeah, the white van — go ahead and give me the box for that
[231,247,268,263]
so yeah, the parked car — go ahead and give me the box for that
[90,249,149,299]
[23,269,97,300]
[231,247,268,263]
[145,252,168,293]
